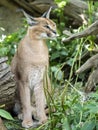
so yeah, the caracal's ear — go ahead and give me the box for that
[18,9,38,26]
[42,6,52,19]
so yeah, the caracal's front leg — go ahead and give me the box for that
[34,81,47,123]
[18,81,33,128]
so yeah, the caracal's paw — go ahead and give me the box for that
[22,120,33,128]
[18,113,23,120]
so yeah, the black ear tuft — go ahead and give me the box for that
[42,6,52,19]
[18,9,38,26]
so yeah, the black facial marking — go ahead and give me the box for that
[44,25,50,29]
[44,25,56,34]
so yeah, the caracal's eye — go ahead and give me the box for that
[44,25,50,29]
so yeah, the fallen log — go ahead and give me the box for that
[76,54,98,92]
[0,57,16,110]
[85,68,98,92]
[64,0,88,26]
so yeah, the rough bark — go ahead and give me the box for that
[76,54,98,74]
[76,54,98,92]
[0,57,16,110]
[85,68,98,92]
[64,0,88,26]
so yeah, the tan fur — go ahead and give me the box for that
[11,17,57,128]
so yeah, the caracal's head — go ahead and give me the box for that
[21,7,58,40]
[28,17,57,39]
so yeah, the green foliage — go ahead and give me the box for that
[0,27,26,62]
[54,0,67,8]
[0,109,14,120]
[38,82,98,130]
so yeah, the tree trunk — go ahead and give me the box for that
[0,57,16,110]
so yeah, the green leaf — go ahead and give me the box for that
[89,93,98,100]
[81,120,95,130]
[0,109,14,120]
[85,104,98,113]
[60,51,68,56]
[62,117,71,130]
[55,70,64,81]
[71,125,77,130]
[51,66,58,72]
[66,58,74,66]
[51,52,60,60]
[95,122,98,130]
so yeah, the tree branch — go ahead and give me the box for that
[62,20,98,42]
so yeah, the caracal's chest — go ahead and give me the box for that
[28,66,45,89]
[18,38,49,66]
